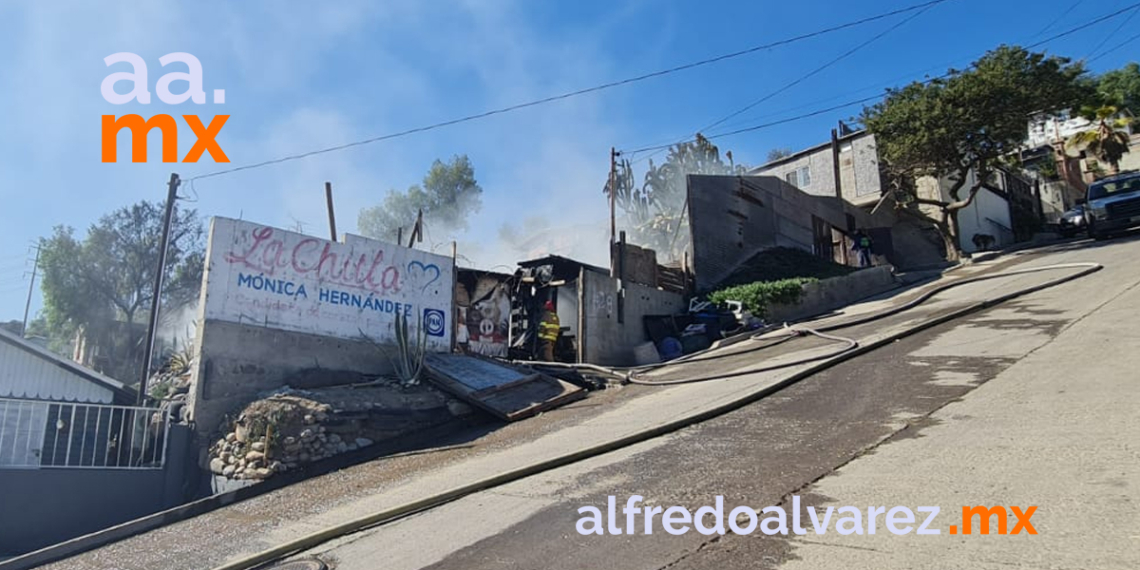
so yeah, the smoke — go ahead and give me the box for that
[157,303,198,355]
[492,216,610,268]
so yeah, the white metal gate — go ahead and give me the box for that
[0,399,48,468]
[0,398,169,470]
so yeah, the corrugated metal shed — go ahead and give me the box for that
[0,328,133,404]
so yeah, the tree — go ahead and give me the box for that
[39,201,204,381]
[862,46,1088,259]
[0,320,21,336]
[1068,105,1133,175]
[766,148,794,162]
[358,155,483,242]
[1097,62,1140,112]
[605,134,746,261]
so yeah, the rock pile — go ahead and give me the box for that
[207,384,455,481]
[208,396,374,480]
[147,350,194,422]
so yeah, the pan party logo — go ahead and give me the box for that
[423,309,446,337]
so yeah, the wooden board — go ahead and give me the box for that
[424,353,585,421]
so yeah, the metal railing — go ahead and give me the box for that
[0,397,169,470]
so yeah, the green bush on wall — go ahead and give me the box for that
[707,277,818,318]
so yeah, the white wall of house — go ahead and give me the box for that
[956,187,1013,254]
[915,171,1014,254]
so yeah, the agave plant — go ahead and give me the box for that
[361,312,429,387]
[1067,106,1133,176]
[392,310,429,386]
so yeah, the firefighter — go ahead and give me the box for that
[538,300,560,361]
[851,229,874,267]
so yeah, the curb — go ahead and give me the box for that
[205,263,1100,570]
[0,419,472,570]
[7,261,1098,570]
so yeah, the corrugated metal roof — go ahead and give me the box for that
[0,328,134,404]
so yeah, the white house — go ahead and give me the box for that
[0,327,133,404]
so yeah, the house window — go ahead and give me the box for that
[786,166,811,188]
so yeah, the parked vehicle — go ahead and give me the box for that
[1085,171,1140,240]
[1057,204,1086,237]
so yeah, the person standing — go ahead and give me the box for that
[538,300,560,361]
[851,229,873,267]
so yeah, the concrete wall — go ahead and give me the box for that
[0,425,192,556]
[687,175,883,292]
[766,266,897,323]
[750,132,883,207]
[917,172,1015,254]
[1039,180,1073,221]
[188,218,457,440]
[957,187,1014,254]
[580,270,685,366]
[187,320,393,438]
[202,218,454,350]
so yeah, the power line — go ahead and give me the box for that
[183,0,957,182]
[619,56,971,159]
[699,1,945,134]
[630,1,963,166]
[622,92,897,155]
[1089,30,1140,62]
[1026,2,1140,48]
[1030,0,1087,39]
[1085,6,1140,60]
[621,3,1140,157]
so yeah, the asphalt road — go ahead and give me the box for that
[302,234,1140,570]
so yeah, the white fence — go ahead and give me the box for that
[0,397,169,470]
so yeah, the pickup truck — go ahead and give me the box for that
[1085,171,1140,240]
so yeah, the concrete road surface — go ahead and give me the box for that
[39,234,1140,570]
[300,235,1140,570]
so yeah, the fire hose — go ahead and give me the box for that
[203,260,1101,570]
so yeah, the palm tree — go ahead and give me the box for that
[1067,106,1133,176]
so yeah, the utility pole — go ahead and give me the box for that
[138,172,180,405]
[407,209,423,249]
[609,147,617,246]
[21,244,40,337]
[324,181,338,241]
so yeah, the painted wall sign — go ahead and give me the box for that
[201,218,453,349]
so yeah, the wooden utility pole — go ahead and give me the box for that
[609,147,617,246]
[324,181,338,241]
[407,209,423,248]
[138,172,180,405]
[21,244,40,337]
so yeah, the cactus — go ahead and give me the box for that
[362,311,429,387]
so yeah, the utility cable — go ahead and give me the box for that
[1025,2,1140,49]
[699,3,941,134]
[1085,6,1140,60]
[1029,0,1087,40]
[1089,30,1140,62]
[620,2,1140,158]
[182,0,957,183]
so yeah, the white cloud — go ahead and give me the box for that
[0,0,646,319]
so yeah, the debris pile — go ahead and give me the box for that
[207,382,460,480]
[147,349,194,423]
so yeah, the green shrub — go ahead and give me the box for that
[707,277,818,318]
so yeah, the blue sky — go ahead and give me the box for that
[0,0,1136,322]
